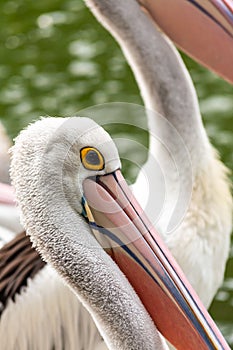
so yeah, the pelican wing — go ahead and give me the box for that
[0,231,45,315]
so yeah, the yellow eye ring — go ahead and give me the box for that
[80,147,105,171]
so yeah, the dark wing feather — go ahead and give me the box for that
[0,231,46,315]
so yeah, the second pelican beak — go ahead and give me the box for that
[139,0,233,84]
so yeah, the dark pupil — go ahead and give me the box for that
[86,150,100,165]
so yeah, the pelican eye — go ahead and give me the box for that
[80,147,105,171]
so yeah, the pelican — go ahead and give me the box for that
[0,0,232,349]
[8,116,230,350]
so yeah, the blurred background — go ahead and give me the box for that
[0,0,232,346]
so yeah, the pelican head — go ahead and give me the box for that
[10,117,229,350]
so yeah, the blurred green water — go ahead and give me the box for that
[0,0,232,346]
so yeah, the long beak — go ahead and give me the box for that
[139,0,233,84]
[83,170,229,350]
